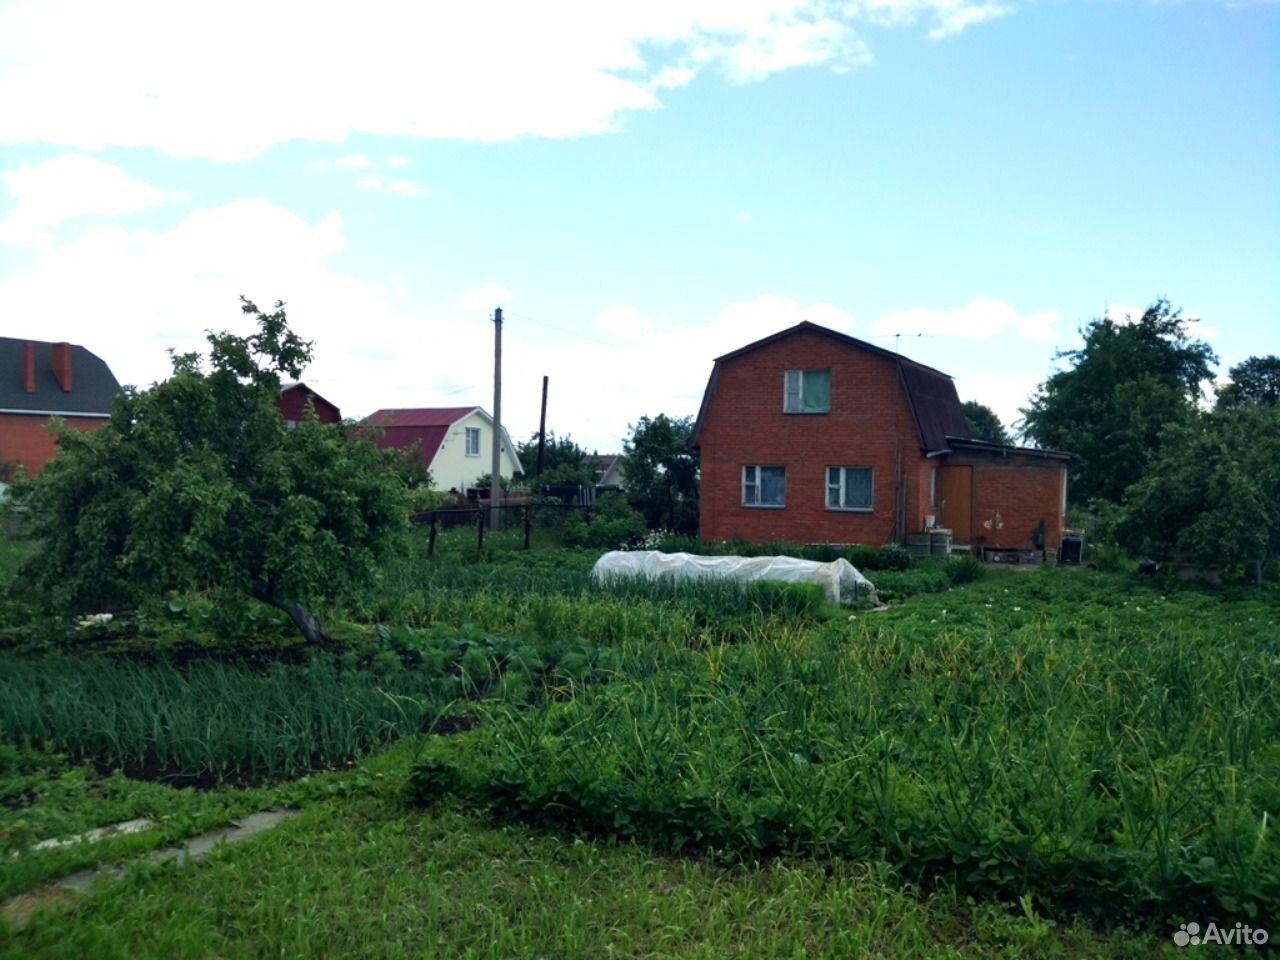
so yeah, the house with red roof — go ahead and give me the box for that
[360,406,523,492]
[277,382,341,427]
[692,321,1072,554]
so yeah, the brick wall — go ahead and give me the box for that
[697,328,925,544]
[0,413,109,476]
[949,454,1066,551]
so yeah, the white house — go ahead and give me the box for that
[361,406,523,492]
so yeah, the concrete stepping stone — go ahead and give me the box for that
[26,818,155,854]
[1,808,299,930]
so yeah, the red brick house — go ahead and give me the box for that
[0,337,119,477]
[691,322,1072,553]
[277,382,341,426]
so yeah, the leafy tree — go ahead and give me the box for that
[961,401,1011,445]
[1022,299,1216,503]
[13,299,408,645]
[514,431,597,487]
[1217,355,1280,408]
[623,414,698,534]
[1117,404,1280,575]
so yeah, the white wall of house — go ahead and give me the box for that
[428,409,522,492]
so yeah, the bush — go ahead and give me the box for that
[562,494,647,550]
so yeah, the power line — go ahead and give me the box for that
[499,309,620,348]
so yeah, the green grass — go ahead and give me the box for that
[412,569,1280,925]
[3,741,1181,959]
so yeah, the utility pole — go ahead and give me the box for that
[536,375,549,479]
[489,307,503,531]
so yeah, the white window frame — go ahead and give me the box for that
[783,368,831,414]
[742,465,786,508]
[465,426,481,457]
[826,466,874,512]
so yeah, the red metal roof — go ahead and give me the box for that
[360,406,478,429]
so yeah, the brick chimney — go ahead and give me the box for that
[51,342,73,392]
[23,342,36,393]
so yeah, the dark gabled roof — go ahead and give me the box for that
[0,337,119,417]
[943,436,1074,462]
[691,321,970,453]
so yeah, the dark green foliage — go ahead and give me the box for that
[412,573,1280,925]
[961,400,1011,445]
[12,300,409,643]
[1118,404,1280,573]
[1022,300,1217,503]
[515,431,598,487]
[1217,355,1280,408]
[623,414,698,534]
[561,492,647,549]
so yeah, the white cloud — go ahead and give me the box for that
[926,2,1012,39]
[734,209,753,223]
[356,173,422,196]
[597,304,653,338]
[0,0,1018,160]
[456,281,513,314]
[335,154,374,169]
[953,371,1041,435]
[871,297,1059,342]
[0,153,174,248]
[387,155,411,168]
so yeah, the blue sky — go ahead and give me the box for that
[1,0,1276,452]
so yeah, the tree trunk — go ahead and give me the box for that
[251,581,335,648]
[285,601,335,648]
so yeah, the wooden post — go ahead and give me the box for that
[536,375,548,479]
[477,508,486,554]
[428,512,438,557]
[489,307,503,531]
[524,502,532,550]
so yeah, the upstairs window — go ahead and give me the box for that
[827,466,873,511]
[784,369,830,413]
[465,427,481,457]
[743,465,786,508]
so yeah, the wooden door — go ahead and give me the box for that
[937,465,973,541]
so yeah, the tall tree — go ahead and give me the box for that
[514,431,596,487]
[1118,404,1280,574]
[1021,299,1216,503]
[13,299,408,645]
[623,414,699,534]
[961,401,1011,445]
[1217,355,1280,408]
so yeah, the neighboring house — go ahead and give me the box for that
[360,406,523,492]
[591,453,626,490]
[692,321,1072,553]
[277,382,341,426]
[0,337,120,477]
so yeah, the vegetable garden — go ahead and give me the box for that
[2,528,1278,954]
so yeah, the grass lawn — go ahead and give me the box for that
[3,741,1178,959]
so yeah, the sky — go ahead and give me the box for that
[1,0,1277,453]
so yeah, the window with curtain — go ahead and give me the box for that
[783,369,830,413]
[743,465,786,507]
[827,466,873,511]
[465,427,481,457]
